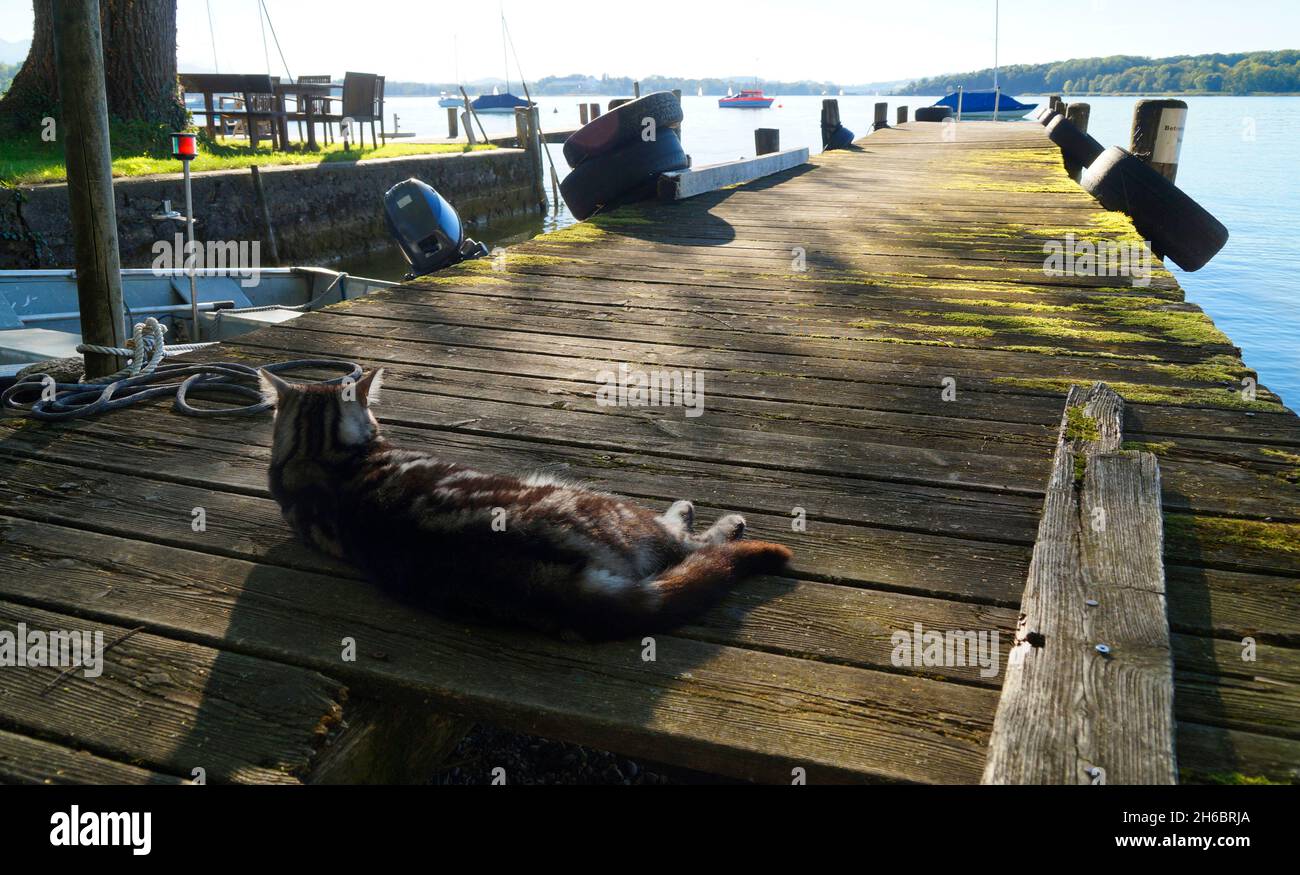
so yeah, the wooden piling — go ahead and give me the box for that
[896,105,908,125]
[516,106,547,211]
[590,102,601,119]
[52,0,125,377]
[579,103,589,126]
[446,107,459,139]
[1063,102,1091,182]
[249,165,280,266]
[1049,94,1063,114]
[634,81,641,98]
[1130,98,1187,183]
[754,128,780,155]
[820,98,841,150]
[873,102,889,131]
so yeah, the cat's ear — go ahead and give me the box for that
[258,368,291,405]
[356,368,385,407]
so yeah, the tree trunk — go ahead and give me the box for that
[0,0,185,135]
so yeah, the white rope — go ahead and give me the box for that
[76,318,219,384]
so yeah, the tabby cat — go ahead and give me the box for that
[259,368,792,640]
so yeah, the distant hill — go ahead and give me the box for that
[897,50,1300,95]
[386,75,854,97]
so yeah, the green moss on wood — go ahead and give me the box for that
[1065,406,1101,443]
[1165,514,1300,556]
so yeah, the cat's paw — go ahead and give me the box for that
[666,499,695,530]
[705,513,746,543]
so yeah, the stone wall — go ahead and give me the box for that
[0,148,542,269]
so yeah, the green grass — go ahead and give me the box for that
[0,122,493,185]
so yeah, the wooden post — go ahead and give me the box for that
[1063,102,1091,182]
[516,106,546,211]
[249,165,280,266]
[820,98,841,150]
[52,0,125,378]
[872,101,888,130]
[446,107,458,139]
[579,103,589,125]
[1049,94,1064,114]
[896,105,908,125]
[1130,98,1187,183]
[754,128,779,155]
[590,102,601,119]
[956,86,964,122]
[633,81,641,98]
[461,111,477,145]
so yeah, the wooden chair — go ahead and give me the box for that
[180,73,286,150]
[321,72,385,148]
[296,75,336,144]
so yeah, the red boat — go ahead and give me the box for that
[718,88,774,108]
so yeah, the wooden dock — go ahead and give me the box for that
[1,121,1296,784]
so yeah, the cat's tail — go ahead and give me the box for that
[569,541,791,640]
[646,540,792,624]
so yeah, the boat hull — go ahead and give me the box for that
[718,98,774,108]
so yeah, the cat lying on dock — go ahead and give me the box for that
[258,368,792,640]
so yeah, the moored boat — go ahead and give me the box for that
[0,267,396,377]
[718,88,774,109]
[932,89,1036,120]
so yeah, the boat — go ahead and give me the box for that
[718,88,773,109]
[0,267,396,377]
[471,88,532,114]
[438,92,464,108]
[933,89,1036,120]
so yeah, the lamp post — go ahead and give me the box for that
[170,132,201,340]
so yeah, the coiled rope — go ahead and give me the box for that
[2,317,359,421]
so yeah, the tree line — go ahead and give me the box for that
[386,74,845,97]
[898,50,1300,95]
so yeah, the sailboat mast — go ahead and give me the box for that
[501,3,509,93]
[993,0,999,90]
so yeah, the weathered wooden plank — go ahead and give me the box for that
[983,383,1177,784]
[0,600,344,784]
[0,516,999,784]
[0,729,190,785]
[658,148,810,200]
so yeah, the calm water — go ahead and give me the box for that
[347,94,1299,406]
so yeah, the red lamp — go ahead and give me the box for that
[170,131,198,161]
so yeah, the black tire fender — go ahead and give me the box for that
[560,128,689,220]
[1082,146,1229,272]
[563,91,685,168]
[1046,114,1105,168]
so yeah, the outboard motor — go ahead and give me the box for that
[383,178,488,278]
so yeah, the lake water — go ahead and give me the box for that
[342,94,1299,407]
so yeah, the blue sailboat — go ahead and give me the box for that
[934,89,1036,120]
[471,88,531,114]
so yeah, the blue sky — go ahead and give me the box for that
[1,0,1296,84]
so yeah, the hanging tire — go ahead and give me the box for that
[914,106,952,122]
[1038,108,1061,127]
[560,128,689,220]
[1082,146,1229,272]
[564,91,684,168]
[1046,114,1104,168]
